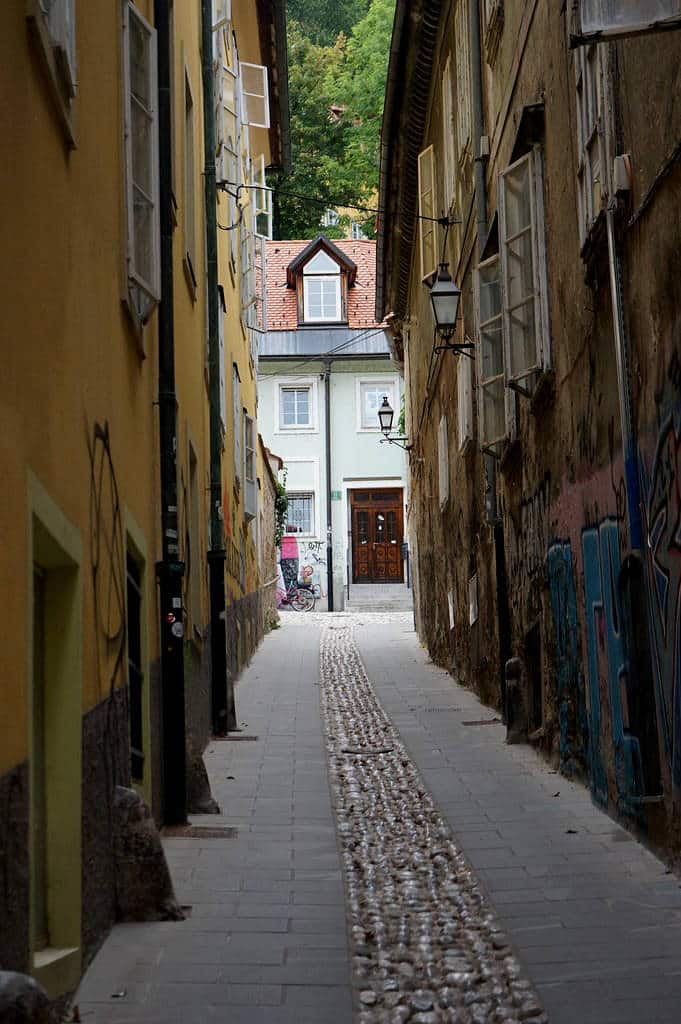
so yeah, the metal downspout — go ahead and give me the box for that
[201,0,233,733]
[323,358,334,611]
[155,0,187,824]
[470,0,511,715]
[606,206,643,551]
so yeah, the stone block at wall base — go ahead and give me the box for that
[81,687,130,967]
[113,787,184,922]
[187,753,220,814]
[0,971,49,1024]
[0,763,29,973]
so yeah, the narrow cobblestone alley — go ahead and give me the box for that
[76,615,681,1024]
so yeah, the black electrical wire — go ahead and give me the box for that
[217,180,460,224]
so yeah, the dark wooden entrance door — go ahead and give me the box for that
[351,489,403,583]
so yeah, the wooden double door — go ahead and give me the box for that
[350,488,404,583]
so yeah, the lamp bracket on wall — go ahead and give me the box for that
[433,336,475,356]
[379,435,413,452]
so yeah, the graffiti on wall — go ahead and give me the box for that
[547,542,590,780]
[641,410,681,791]
[279,535,327,597]
[506,474,551,605]
[581,518,644,814]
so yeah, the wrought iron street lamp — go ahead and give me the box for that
[378,396,412,451]
[429,262,474,355]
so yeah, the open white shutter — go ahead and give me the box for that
[417,146,437,279]
[438,415,449,509]
[240,62,270,129]
[457,356,474,452]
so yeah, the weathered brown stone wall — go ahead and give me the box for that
[0,762,29,973]
[386,1,681,854]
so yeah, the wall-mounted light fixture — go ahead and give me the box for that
[378,396,412,451]
[429,263,473,355]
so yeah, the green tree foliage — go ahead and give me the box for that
[275,0,395,240]
[287,0,369,46]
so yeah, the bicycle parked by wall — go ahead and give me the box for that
[280,578,316,612]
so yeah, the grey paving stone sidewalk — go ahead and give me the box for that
[76,620,353,1024]
[355,620,681,1024]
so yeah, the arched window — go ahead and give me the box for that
[302,251,342,322]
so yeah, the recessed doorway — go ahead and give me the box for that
[350,488,403,583]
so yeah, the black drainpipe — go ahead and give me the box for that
[323,357,334,611]
[200,0,233,734]
[155,0,186,824]
[470,0,511,715]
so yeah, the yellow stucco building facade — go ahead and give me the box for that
[0,0,287,1007]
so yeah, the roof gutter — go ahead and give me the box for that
[376,0,446,330]
[375,0,409,330]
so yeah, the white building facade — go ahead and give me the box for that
[258,236,408,609]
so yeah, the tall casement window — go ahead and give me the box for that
[454,0,471,162]
[438,415,449,509]
[244,413,257,521]
[122,2,160,327]
[575,44,607,247]
[417,146,437,279]
[233,364,241,484]
[358,380,396,431]
[184,66,197,290]
[457,356,474,452]
[286,494,314,536]
[498,149,550,396]
[442,56,456,213]
[280,385,311,429]
[476,253,508,451]
[28,0,77,142]
[240,62,270,129]
[303,251,342,322]
[126,550,144,781]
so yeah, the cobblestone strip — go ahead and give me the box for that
[319,623,547,1024]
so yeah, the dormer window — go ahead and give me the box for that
[303,251,341,322]
[286,235,357,327]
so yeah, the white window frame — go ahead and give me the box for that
[302,265,342,323]
[454,0,471,164]
[244,413,257,521]
[475,253,514,451]
[212,0,231,32]
[457,356,474,452]
[571,0,681,44]
[285,493,315,538]
[355,378,398,433]
[218,285,226,433]
[122,1,160,327]
[498,148,550,396]
[351,221,366,240]
[40,0,77,93]
[277,380,317,433]
[240,62,270,129]
[253,153,273,240]
[417,146,437,280]
[438,415,449,510]
[441,55,456,212]
[233,364,241,484]
[574,43,608,248]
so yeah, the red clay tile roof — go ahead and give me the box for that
[265,238,382,331]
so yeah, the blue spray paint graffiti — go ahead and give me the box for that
[548,542,589,780]
[581,519,644,815]
[640,411,681,792]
